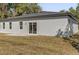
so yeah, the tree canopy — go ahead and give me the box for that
[0,3,42,19]
[60,4,79,21]
[69,3,79,21]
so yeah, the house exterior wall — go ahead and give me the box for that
[0,17,68,36]
[0,21,28,35]
[68,17,78,34]
[37,18,68,36]
[73,23,78,33]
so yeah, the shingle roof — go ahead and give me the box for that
[0,11,78,23]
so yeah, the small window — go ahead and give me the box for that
[29,22,37,34]
[9,22,12,29]
[3,22,5,29]
[29,23,32,33]
[20,22,23,29]
[33,22,37,34]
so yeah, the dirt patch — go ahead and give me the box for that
[0,36,78,55]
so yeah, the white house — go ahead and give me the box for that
[0,11,78,36]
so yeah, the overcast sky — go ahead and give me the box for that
[39,3,77,12]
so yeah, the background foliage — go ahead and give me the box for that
[0,3,42,19]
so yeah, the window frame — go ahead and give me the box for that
[33,22,37,34]
[29,22,37,34]
[20,21,23,29]
[9,22,12,29]
[3,22,5,29]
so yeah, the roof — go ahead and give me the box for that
[0,11,78,23]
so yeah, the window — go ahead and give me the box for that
[9,22,12,29]
[29,22,37,34]
[3,22,5,29]
[33,22,37,34]
[29,23,32,33]
[20,22,23,29]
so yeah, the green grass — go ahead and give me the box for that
[0,35,78,55]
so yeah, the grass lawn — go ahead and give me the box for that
[0,35,78,55]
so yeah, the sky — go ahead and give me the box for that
[39,3,77,12]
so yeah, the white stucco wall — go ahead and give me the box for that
[0,21,28,35]
[0,17,68,36]
[37,18,68,36]
[73,23,78,34]
[68,17,78,34]
[72,20,78,34]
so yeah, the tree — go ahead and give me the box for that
[7,3,16,17]
[29,3,41,13]
[0,4,8,19]
[60,10,67,12]
[0,3,42,19]
[15,3,30,16]
[69,6,79,21]
[15,3,41,16]
[76,3,79,13]
[69,7,77,16]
